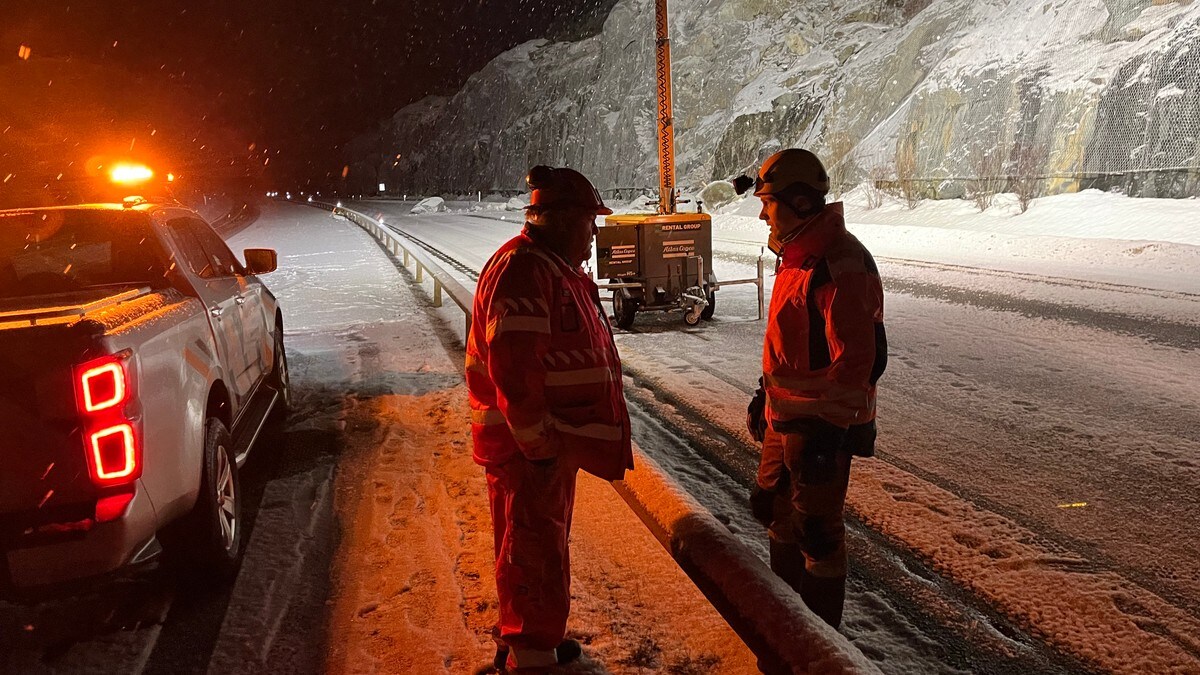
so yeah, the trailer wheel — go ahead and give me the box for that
[684,305,703,326]
[701,290,716,321]
[612,290,638,330]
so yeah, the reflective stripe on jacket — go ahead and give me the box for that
[466,230,633,481]
[763,203,887,431]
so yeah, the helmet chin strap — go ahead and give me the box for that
[768,225,804,257]
[768,202,822,256]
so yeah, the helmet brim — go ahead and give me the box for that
[523,203,613,216]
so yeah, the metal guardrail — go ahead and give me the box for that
[715,254,767,321]
[313,201,476,336]
[301,200,873,673]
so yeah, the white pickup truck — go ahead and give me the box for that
[0,200,288,594]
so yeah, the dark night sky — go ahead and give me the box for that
[2,1,614,187]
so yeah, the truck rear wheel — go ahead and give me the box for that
[164,418,244,582]
[270,326,291,420]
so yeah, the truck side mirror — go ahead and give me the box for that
[243,248,278,275]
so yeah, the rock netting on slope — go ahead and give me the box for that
[348,0,1200,199]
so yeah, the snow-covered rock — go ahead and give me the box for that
[409,197,446,214]
[699,180,738,210]
[352,0,1200,199]
[505,194,529,211]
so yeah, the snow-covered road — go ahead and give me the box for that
[354,195,1200,674]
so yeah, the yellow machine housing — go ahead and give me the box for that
[596,211,715,327]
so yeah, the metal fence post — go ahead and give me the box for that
[403,250,410,267]
[434,280,443,307]
[757,254,765,321]
[416,263,424,283]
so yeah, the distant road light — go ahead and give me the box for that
[378,183,386,192]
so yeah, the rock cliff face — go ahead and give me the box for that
[348,0,1200,198]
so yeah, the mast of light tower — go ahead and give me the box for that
[654,0,677,215]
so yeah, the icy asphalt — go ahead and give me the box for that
[351,198,1200,674]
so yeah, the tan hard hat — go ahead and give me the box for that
[753,148,830,197]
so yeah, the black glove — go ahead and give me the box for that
[795,420,847,486]
[749,484,777,527]
[746,380,767,442]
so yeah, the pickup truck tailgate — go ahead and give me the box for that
[0,322,101,529]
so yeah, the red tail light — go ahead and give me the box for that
[76,356,129,412]
[88,424,139,484]
[75,352,141,488]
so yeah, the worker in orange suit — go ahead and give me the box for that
[742,148,888,628]
[466,165,633,671]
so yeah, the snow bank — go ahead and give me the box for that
[614,446,881,675]
[716,189,1200,295]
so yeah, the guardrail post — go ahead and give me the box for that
[416,263,425,283]
[403,250,410,267]
[433,280,443,307]
[757,254,765,321]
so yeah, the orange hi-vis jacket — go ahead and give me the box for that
[763,203,887,432]
[466,229,633,481]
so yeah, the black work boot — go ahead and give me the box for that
[768,540,806,594]
[492,626,509,671]
[503,639,582,671]
[799,571,846,629]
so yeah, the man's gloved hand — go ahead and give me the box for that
[746,381,767,442]
[795,420,847,486]
[749,484,777,527]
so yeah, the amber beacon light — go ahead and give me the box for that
[108,163,155,186]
